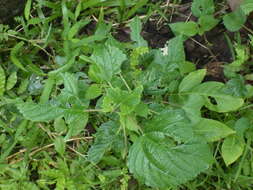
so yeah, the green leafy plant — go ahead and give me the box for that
[1,0,253,189]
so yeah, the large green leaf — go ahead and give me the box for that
[89,42,127,81]
[17,102,66,122]
[128,110,213,188]
[194,118,235,142]
[192,82,244,112]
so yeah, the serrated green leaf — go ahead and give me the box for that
[90,42,127,81]
[223,8,247,32]
[129,16,147,47]
[0,65,5,96]
[85,84,102,100]
[17,102,66,122]
[195,118,235,142]
[222,135,244,166]
[66,112,88,137]
[17,78,29,94]
[120,115,140,132]
[87,121,121,164]
[6,72,17,91]
[102,86,143,115]
[169,22,199,37]
[128,110,213,188]
[179,69,206,92]
[134,102,149,118]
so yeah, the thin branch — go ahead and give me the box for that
[7,137,93,164]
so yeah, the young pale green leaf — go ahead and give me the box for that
[17,102,66,122]
[129,16,147,47]
[54,117,67,133]
[90,43,127,81]
[179,69,206,92]
[222,135,244,166]
[0,65,5,96]
[169,22,199,37]
[6,72,17,91]
[75,1,82,19]
[87,121,121,164]
[54,136,66,156]
[195,118,235,142]
[223,8,247,32]
[191,0,215,17]
[24,0,32,21]
[224,44,249,77]
[128,110,213,188]
[85,84,102,100]
[120,115,140,132]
